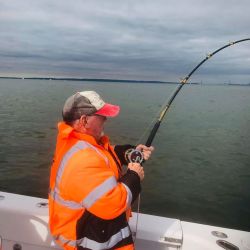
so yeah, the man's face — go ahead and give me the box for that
[85,114,107,141]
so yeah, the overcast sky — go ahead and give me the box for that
[0,0,249,83]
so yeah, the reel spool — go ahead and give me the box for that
[125,148,144,164]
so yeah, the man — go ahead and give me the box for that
[49,90,153,250]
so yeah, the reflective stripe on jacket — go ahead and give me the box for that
[49,122,141,250]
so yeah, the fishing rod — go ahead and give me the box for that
[126,38,250,163]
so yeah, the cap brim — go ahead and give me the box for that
[95,103,120,117]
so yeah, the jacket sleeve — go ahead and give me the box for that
[63,149,141,220]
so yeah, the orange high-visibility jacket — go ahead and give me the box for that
[49,122,141,250]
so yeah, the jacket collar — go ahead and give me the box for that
[58,122,110,148]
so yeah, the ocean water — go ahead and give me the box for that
[0,79,250,231]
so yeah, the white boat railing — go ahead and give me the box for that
[0,191,249,250]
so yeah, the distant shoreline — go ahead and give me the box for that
[0,76,249,86]
[0,76,172,84]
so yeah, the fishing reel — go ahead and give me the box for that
[125,148,144,164]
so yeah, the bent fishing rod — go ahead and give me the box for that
[126,38,250,163]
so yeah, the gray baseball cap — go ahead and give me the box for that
[62,91,120,122]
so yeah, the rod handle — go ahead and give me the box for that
[145,120,161,147]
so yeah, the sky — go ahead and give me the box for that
[0,0,250,83]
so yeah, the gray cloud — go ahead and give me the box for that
[0,0,249,83]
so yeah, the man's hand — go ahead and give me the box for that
[128,162,144,181]
[136,144,154,161]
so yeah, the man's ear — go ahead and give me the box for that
[79,115,87,127]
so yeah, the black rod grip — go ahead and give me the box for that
[145,120,161,147]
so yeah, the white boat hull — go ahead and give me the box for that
[0,191,249,250]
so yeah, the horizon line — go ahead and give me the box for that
[0,76,249,85]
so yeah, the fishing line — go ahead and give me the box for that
[135,84,183,145]
[130,38,250,241]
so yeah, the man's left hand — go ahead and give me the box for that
[136,144,154,161]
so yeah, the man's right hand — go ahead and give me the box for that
[128,162,144,181]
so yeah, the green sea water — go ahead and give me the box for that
[0,79,250,231]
